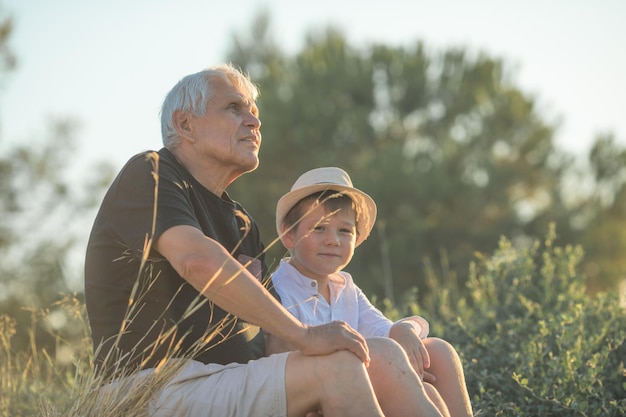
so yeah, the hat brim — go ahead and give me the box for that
[276,183,377,247]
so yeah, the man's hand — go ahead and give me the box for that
[298,320,371,366]
[389,321,435,383]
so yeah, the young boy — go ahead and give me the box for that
[266,167,473,417]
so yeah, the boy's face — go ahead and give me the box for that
[282,201,357,281]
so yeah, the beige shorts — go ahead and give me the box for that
[131,353,289,417]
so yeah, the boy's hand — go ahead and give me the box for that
[389,321,435,382]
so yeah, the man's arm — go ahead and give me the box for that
[264,332,297,355]
[155,224,370,363]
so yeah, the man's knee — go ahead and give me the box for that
[285,350,375,414]
[286,349,369,389]
[315,349,366,379]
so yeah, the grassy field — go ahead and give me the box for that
[2,227,625,416]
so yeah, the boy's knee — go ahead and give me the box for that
[424,337,460,360]
[366,337,416,381]
[367,336,407,362]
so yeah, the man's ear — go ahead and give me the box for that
[172,110,194,142]
[280,224,295,249]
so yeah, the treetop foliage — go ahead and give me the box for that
[226,12,626,300]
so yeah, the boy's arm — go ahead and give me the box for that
[388,320,435,383]
[394,316,429,338]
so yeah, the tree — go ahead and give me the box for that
[0,7,113,350]
[226,13,625,302]
[578,134,626,292]
[0,6,15,81]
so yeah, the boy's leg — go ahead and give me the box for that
[365,337,444,417]
[423,383,451,417]
[423,337,473,417]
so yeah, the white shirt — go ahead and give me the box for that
[271,259,429,339]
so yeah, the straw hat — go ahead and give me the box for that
[276,167,377,247]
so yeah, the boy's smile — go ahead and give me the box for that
[284,203,357,283]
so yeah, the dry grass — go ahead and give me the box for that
[0,152,264,416]
[0,293,198,417]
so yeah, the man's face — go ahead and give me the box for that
[187,76,261,176]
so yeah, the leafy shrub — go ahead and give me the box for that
[392,224,626,416]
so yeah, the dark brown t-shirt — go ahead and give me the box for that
[85,148,268,377]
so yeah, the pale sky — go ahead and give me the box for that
[2,0,625,174]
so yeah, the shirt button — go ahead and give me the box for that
[310,281,316,287]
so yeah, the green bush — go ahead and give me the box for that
[392,225,625,416]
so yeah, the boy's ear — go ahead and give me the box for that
[280,224,295,249]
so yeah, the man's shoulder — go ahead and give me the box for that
[117,150,160,174]
[121,148,176,167]
[117,148,188,182]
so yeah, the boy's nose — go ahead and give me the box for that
[325,233,340,246]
